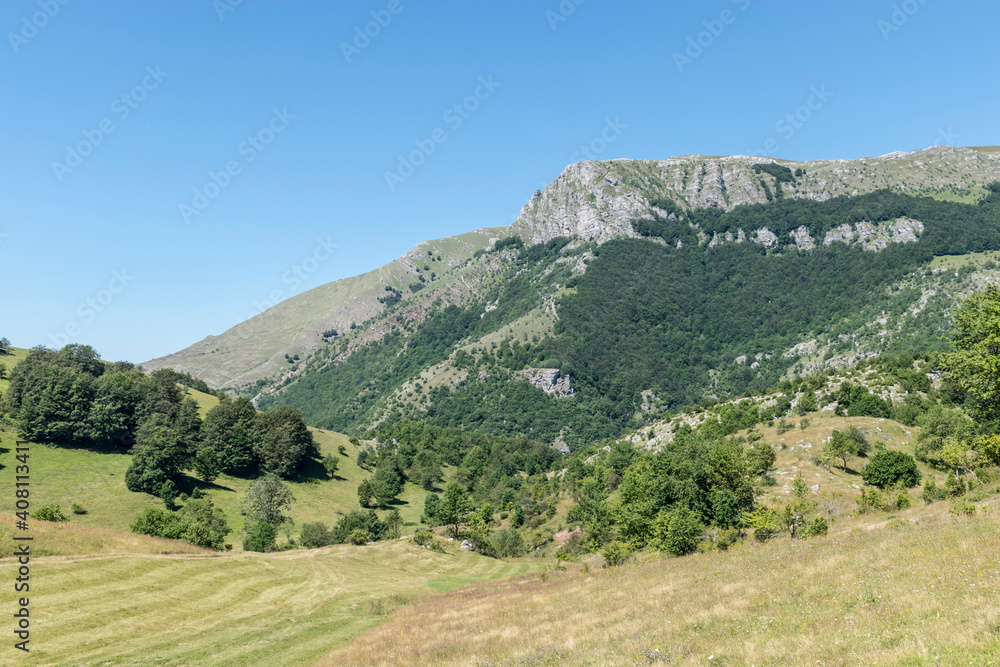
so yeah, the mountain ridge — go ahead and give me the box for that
[143,146,1000,393]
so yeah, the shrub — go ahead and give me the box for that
[949,498,977,517]
[300,522,334,548]
[243,521,277,552]
[489,526,527,558]
[32,504,69,522]
[856,487,886,513]
[921,478,940,504]
[71,502,87,515]
[332,509,386,543]
[601,540,635,568]
[861,450,922,489]
[413,528,440,549]
[895,490,911,510]
[802,516,828,537]
[131,498,230,550]
[349,529,370,545]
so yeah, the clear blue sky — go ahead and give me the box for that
[2,0,998,363]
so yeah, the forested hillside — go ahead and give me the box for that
[261,186,1000,448]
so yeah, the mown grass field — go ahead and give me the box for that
[0,535,546,666]
[323,502,1000,666]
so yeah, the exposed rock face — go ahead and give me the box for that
[824,223,854,245]
[824,218,925,251]
[517,368,574,398]
[512,146,1000,245]
[790,226,816,251]
[784,339,818,358]
[754,227,779,248]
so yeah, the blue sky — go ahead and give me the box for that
[2,0,998,363]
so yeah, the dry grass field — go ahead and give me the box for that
[322,502,1000,666]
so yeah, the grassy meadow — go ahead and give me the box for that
[323,502,1000,666]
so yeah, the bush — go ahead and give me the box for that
[71,502,87,515]
[489,526,527,558]
[243,521,277,552]
[32,504,69,522]
[861,450,922,489]
[131,498,230,550]
[332,509,386,543]
[921,478,940,504]
[856,487,886,513]
[801,516,828,537]
[895,490,911,510]
[949,498,977,517]
[601,540,635,568]
[300,522,334,548]
[412,528,443,551]
[349,529,370,545]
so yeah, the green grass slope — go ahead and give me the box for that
[0,425,424,552]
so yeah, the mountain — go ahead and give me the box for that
[143,146,1000,447]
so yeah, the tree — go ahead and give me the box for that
[942,284,1000,423]
[253,406,318,478]
[0,337,10,354]
[300,522,334,548]
[385,509,403,539]
[915,406,974,464]
[88,369,147,449]
[939,441,981,493]
[746,442,776,476]
[242,474,295,526]
[322,453,339,478]
[357,479,376,508]
[824,429,859,472]
[653,507,702,556]
[372,467,402,506]
[158,480,179,509]
[844,425,872,457]
[331,509,386,543]
[861,450,922,489]
[125,424,188,494]
[194,447,221,483]
[202,397,259,475]
[178,498,231,550]
[422,492,440,524]
[437,483,473,539]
